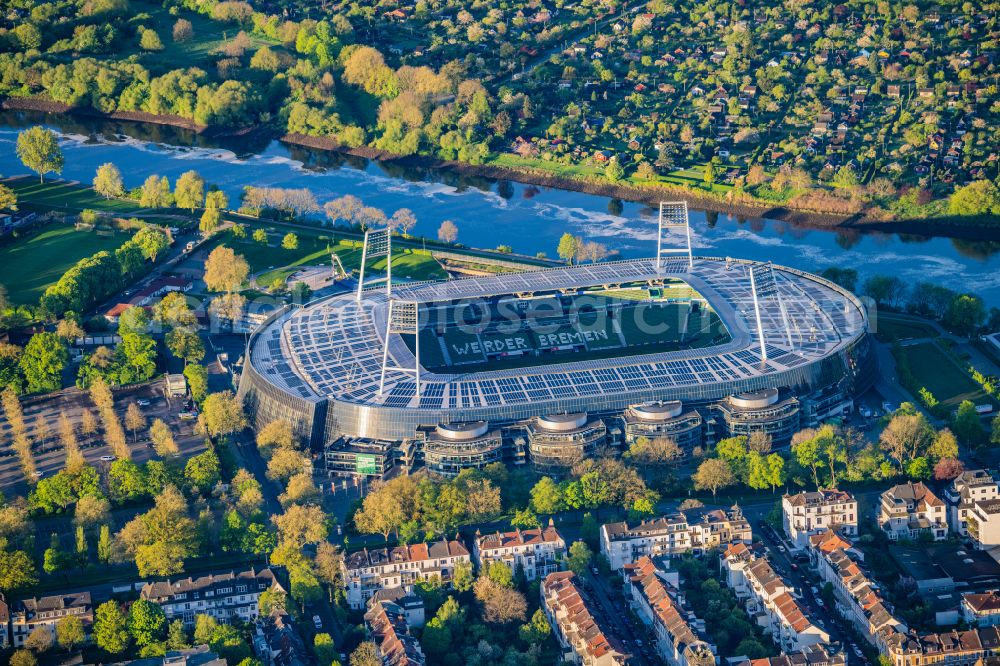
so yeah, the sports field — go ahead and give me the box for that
[0,224,130,304]
[408,292,731,373]
[899,341,988,407]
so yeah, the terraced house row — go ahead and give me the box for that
[721,543,830,653]
[621,556,715,666]
[600,506,752,570]
[343,525,568,608]
[808,528,1000,665]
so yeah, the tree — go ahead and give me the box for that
[94,163,125,199]
[10,651,36,666]
[94,601,130,654]
[605,158,625,182]
[204,246,249,293]
[166,329,204,365]
[185,448,221,491]
[389,208,417,236]
[567,540,593,574]
[281,233,299,250]
[703,160,716,188]
[437,220,458,243]
[25,626,53,652]
[20,332,68,393]
[349,642,380,666]
[792,429,823,487]
[150,419,178,457]
[56,615,86,651]
[139,175,172,208]
[314,633,337,665]
[0,546,37,591]
[201,391,247,438]
[693,458,736,496]
[949,180,1000,217]
[200,208,221,234]
[184,364,209,403]
[929,429,959,461]
[556,233,581,264]
[944,294,986,336]
[139,28,164,51]
[272,504,328,547]
[953,400,985,446]
[172,18,194,42]
[530,476,563,514]
[127,599,167,648]
[174,171,205,212]
[933,457,965,481]
[881,412,933,467]
[253,228,268,244]
[474,576,527,624]
[166,619,188,650]
[354,481,405,540]
[75,495,111,529]
[510,508,540,530]
[17,126,63,183]
[125,402,147,443]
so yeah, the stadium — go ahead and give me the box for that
[237,205,877,477]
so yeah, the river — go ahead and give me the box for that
[1,110,998,306]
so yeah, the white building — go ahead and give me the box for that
[966,498,1000,549]
[11,592,92,648]
[878,482,947,541]
[945,469,1000,537]
[720,543,830,653]
[140,568,283,627]
[961,591,1000,627]
[782,489,857,549]
[541,571,628,665]
[473,522,566,581]
[601,506,752,570]
[622,557,715,666]
[342,538,471,609]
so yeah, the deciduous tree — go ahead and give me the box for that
[17,126,63,183]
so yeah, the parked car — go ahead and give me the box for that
[136,399,151,407]
[313,615,322,630]
[100,455,116,462]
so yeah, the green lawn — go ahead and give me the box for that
[222,226,446,288]
[874,314,939,342]
[8,178,142,216]
[899,341,988,407]
[0,224,130,303]
[125,0,279,75]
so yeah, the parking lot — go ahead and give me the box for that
[0,377,206,491]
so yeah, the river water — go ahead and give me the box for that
[1,111,998,306]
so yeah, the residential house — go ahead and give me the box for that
[140,568,284,627]
[622,557,715,666]
[365,600,425,666]
[878,482,947,541]
[966,499,1000,549]
[601,506,751,570]
[11,592,93,648]
[962,591,1000,627]
[368,587,425,628]
[473,522,566,581]
[541,572,628,665]
[945,469,1000,537]
[730,644,845,666]
[782,489,858,549]
[342,539,470,609]
[253,609,308,666]
[721,544,829,653]
[0,594,8,648]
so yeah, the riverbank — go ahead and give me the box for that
[281,132,1000,242]
[5,96,996,239]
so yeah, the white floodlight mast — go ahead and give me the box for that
[356,228,392,302]
[379,300,421,397]
[656,201,693,272]
[749,267,768,362]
